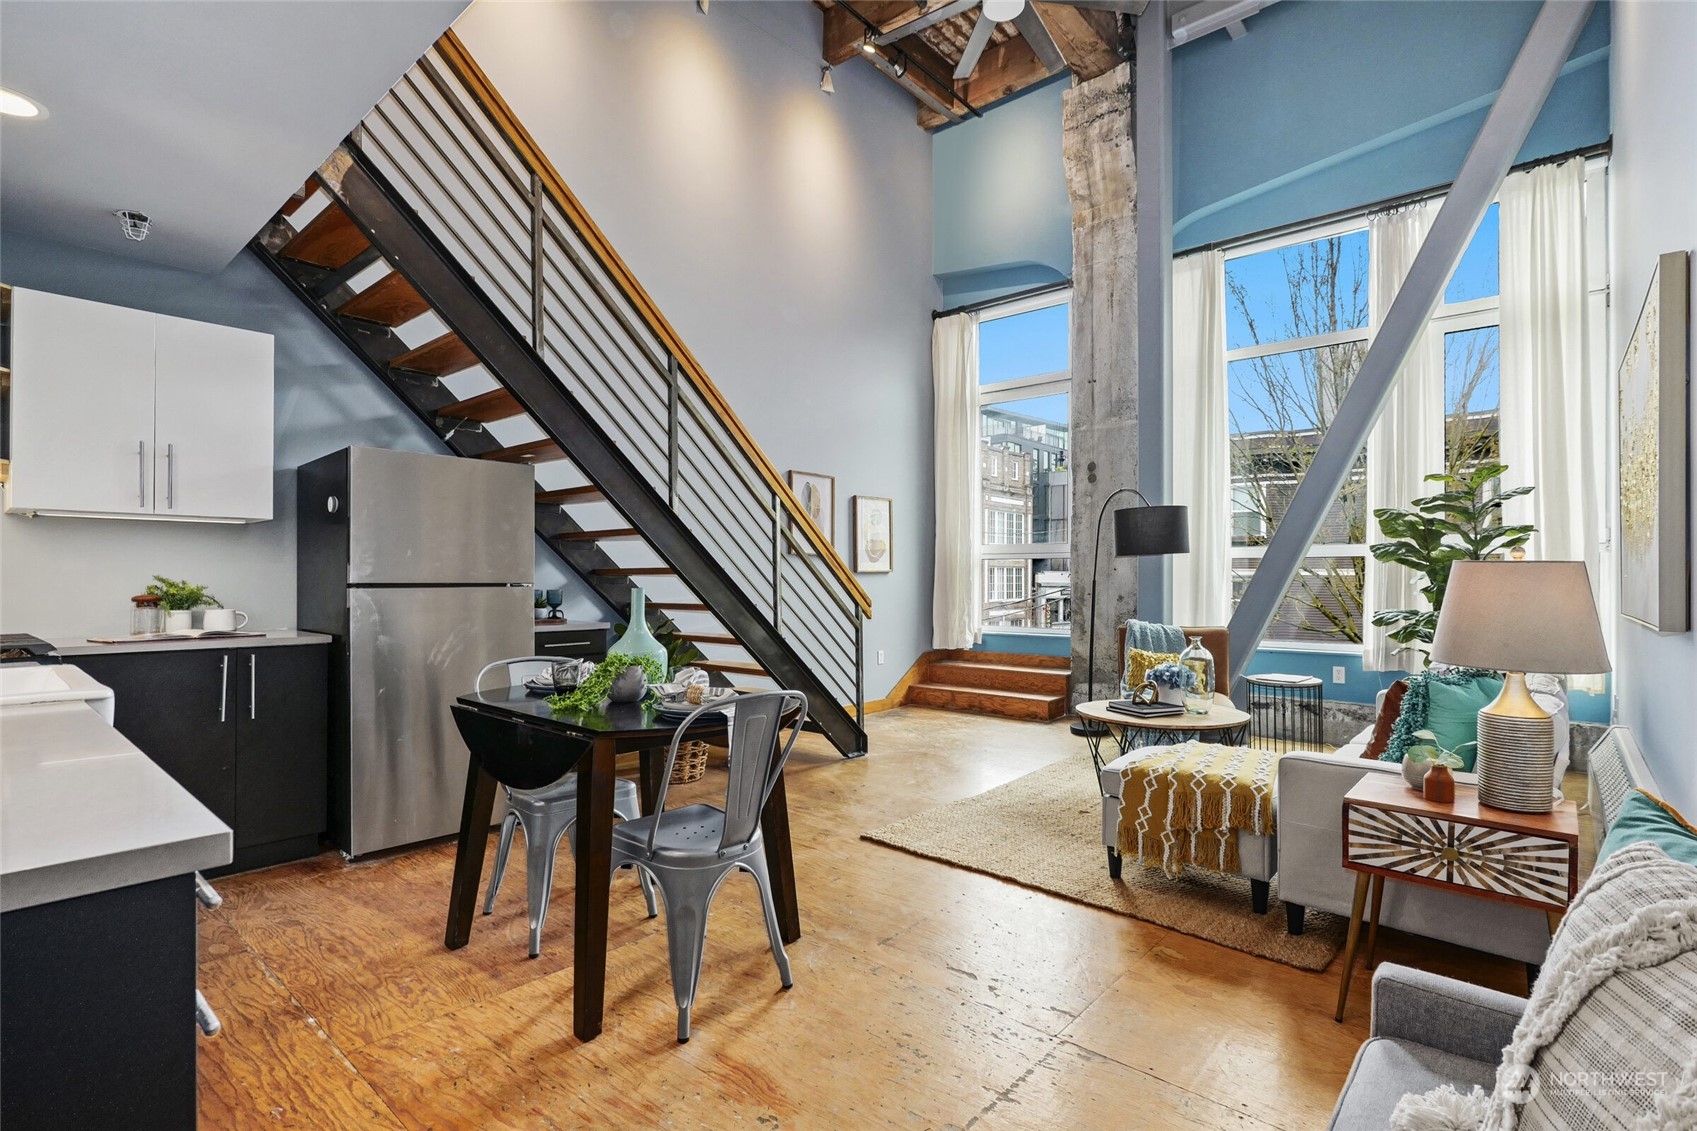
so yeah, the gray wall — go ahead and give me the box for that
[0,231,603,637]
[1610,0,1697,811]
[454,1,937,699]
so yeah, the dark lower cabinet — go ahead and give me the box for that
[74,643,329,872]
[1,875,198,1131]
[534,622,610,664]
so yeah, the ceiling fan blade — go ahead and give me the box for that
[1012,4,1066,74]
[954,9,997,80]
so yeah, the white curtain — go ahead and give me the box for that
[1363,200,1446,672]
[1171,250,1230,625]
[1499,158,1607,692]
[932,312,981,649]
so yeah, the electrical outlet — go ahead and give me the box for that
[877,650,886,664]
[1332,666,1347,684]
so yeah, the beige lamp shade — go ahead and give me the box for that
[1431,561,1612,674]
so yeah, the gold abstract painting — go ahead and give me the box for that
[1618,251,1690,632]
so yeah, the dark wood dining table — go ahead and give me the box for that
[446,687,802,1042]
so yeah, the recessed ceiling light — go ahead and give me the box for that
[0,87,44,119]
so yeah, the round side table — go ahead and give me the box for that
[1074,695,1252,787]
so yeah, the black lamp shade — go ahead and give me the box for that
[1113,504,1189,557]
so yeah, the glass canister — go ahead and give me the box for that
[1179,635,1216,715]
[130,594,165,636]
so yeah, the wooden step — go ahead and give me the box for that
[390,332,479,378]
[697,659,767,677]
[906,683,1067,722]
[937,648,1071,671]
[650,603,710,614]
[681,633,740,647]
[278,180,316,218]
[441,387,523,424]
[592,566,673,577]
[279,205,369,268]
[536,484,605,505]
[336,272,430,327]
[480,439,564,464]
[926,659,1069,696]
[556,528,641,542]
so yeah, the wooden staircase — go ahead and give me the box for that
[249,34,867,755]
[907,651,1070,721]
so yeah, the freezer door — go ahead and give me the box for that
[345,585,533,856]
[345,447,535,585]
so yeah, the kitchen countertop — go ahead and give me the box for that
[1,697,232,912]
[48,629,334,657]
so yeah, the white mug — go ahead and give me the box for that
[203,609,249,631]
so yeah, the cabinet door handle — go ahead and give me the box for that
[541,641,593,652]
[166,443,176,509]
[249,654,257,720]
[138,441,148,506]
[219,656,229,723]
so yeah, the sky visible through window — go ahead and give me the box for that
[979,303,1069,424]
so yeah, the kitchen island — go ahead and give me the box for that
[1,683,232,1131]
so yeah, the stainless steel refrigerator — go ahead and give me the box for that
[297,446,535,857]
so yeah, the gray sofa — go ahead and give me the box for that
[1326,726,1663,1129]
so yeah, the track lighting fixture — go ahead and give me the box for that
[820,65,835,94]
[860,30,877,55]
[890,52,908,79]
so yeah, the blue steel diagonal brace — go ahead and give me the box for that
[1223,0,1598,690]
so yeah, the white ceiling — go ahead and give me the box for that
[0,0,469,273]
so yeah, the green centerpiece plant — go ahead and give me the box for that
[1368,463,1534,663]
[145,575,222,611]
[547,653,666,714]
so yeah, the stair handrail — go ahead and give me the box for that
[433,30,870,617]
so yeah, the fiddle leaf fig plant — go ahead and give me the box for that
[1368,463,1535,661]
[145,575,222,612]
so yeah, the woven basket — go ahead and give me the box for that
[670,740,711,785]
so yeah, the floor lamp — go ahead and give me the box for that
[1074,489,1190,734]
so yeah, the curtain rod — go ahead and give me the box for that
[932,279,1072,321]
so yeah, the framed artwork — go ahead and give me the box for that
[786,470,834,555]
[1618,250,1690,633]
[852,496,893,573]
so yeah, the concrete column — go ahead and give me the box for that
[1063,63,1137,706]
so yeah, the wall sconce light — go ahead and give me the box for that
[820,65,835,94]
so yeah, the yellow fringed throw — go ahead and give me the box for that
[1116,742,1279,878]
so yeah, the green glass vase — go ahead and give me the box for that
[610,587,668,678]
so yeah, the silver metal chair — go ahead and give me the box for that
[474,657,657,958]
[609,690,806,1042]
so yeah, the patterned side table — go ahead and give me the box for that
[1333,774,1580,1021]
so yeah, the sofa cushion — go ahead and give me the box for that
[1382,668,1503,766]
[1327,1038,1498,1130]
[1362,680,1410,760]
[1597,788,1697,868]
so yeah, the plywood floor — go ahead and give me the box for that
[198,708,1572,1130]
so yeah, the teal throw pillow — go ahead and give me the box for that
[1381,668,1503,768]
[1598,789,1697,868]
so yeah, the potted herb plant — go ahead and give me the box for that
[1401,729,1474,798]
[145,575,222,632]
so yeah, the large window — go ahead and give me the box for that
[1223,207,1501,647]
[977,295,1071,631]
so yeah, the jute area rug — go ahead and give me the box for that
[862,753,1346,971]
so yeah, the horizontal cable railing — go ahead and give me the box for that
[352,36,865,714]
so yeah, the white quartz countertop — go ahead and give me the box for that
[1,698,232,912]
[48,629,333,657]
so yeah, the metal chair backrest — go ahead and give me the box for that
[473,656,560,694]
[649,690,808,855]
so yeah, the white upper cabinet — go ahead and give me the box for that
[6,288,274,522]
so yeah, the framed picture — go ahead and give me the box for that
[785,470,834,555]
[852,496,893,573]
[1618,250,1690,633]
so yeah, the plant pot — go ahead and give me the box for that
[1402,757,1431,792]
[165,609,194,632]
[1156,686,1185,707]
[606,664,648,704]
[1422,763,1456,805]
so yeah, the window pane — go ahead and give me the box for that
[1225,230,1369,351]
[1444,203,1500,304]
[1232,555,1365,644]
[979,303,1069,384]
[981,557,1073,629]
[981,395,1070,545]
[1444,325,1500,473]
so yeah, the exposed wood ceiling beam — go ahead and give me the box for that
[874,0,979,46]
[1012,5,1068,75]
[1035,4,1122,80]
[919,31,1049,128]
[822,1,919,64]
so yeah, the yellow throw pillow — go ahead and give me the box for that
[1124,648,1180,695]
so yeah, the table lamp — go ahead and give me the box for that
[1430,561,1611,813]
[1080,489,1189,713]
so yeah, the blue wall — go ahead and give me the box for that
[933,0,1612,300]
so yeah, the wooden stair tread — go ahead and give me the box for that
[910,682,1064,703]
[391,332,479,377]
[591,566,673,576]
[336,272,430,327]
[556,528,640,542]
[536,485,605,505]
[442,387,523,424]
[480,438,564,464]
[938,648,1070,670]
[649,603,710,613]
[680,633,740,646]
[279,205,369,268]
[278,180,316,218]
[929,660,1070,678]
[696,660,766,676]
